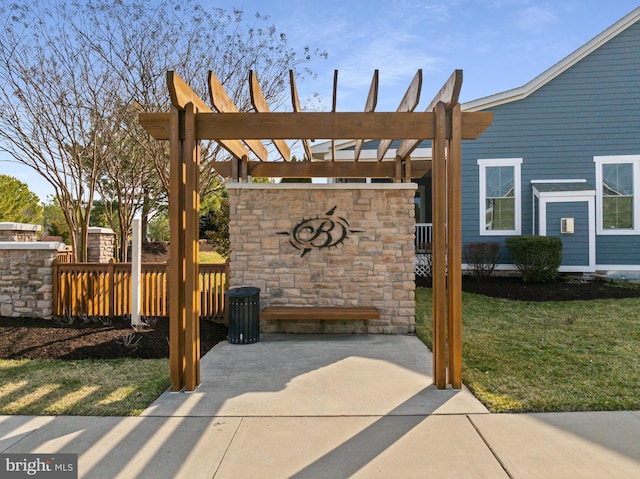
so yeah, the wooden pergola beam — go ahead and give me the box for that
[354,70,379,162]
[396,69,463,159]
[139,111,492,141]
[209,159,432,179]
[289,70,314,161]
[167,71,250,160]
[249,71,290,161]
[377,69,422,161]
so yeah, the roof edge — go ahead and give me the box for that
[462,7,640,112]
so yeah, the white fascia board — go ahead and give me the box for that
[530,179,587,184]
[463,7,640,112]
[535,191,595,199]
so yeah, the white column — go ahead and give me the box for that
[131,217,143,326]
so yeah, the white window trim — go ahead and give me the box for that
[477,158,522,236]
[594,155,640,235]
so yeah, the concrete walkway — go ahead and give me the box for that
[1,334,640,478]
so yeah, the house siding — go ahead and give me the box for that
[462,20,640,269]
[546,202,590,267]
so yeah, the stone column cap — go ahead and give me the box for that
[0,222,42,231]
[0,241,65,250]
[87,227,115,234]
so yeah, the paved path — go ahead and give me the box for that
[1,334,639,478]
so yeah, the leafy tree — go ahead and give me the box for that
[42,196,71,244]
[200,192,230,258]
[0,0,325,261]
[148,210,170,242]
[0,175,43,224]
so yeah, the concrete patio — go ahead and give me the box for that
[1,334,639,478]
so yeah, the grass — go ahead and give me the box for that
[199,250,227,263]
[0,359,170,416]
[415,287,640,412]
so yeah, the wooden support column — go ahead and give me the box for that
[447,103,463,389]
[394,156,402,183]
[432,101,447,389]
[183,102,201,391]
[168,106,185,391]
[168,103,201,392]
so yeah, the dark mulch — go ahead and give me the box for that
[3,273,639,361]
[417,275,640,302]
[0,316,227,360]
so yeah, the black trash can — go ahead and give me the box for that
[225,287,260,344]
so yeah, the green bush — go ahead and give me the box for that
[463,242,500,279]
[505,236,562,283]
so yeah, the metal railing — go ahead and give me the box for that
[415,223,433,252]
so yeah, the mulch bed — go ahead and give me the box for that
[459,275,640,302]
[3,274,640,361]
[0,316,227,360]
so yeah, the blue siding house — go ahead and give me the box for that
[312,7,640,274]
[462,7,640,273]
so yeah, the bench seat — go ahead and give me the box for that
[260,306,380,321]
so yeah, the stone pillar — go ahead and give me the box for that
[0,241,66,318]
[87,227,115,263]
[0,222,41,242]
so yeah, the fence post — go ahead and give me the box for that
[52,259,59,317]
[108,258,115,318]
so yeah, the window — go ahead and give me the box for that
[478,158,522,235]
[594,155,640,234]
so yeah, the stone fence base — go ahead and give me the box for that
[0,242,66,318]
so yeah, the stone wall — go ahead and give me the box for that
[0,222,41,242]
[87,227,115,263]
[0,242,66,318]
[227,183,416,334]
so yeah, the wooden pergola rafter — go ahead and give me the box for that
[139,70,492,392]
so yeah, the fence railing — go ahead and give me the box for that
[415,223,433,252]
[52,260,229,321]
[55,249,74,263]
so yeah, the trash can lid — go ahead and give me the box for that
[225,286,261,298]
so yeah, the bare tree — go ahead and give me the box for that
[0,2,125,260]
[0,0,325,260]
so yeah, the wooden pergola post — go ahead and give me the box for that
[447,103,463,389]
[431,101,447,389]
[168,103,201,391]
[140,69,492,392]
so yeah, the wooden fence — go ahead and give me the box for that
[52,260,229,321]
[55,249,74,263]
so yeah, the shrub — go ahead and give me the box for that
[463,242,500,279]
[505,236,562,283]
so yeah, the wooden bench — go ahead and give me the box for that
[260,306,380,321]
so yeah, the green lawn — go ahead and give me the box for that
[4,288,639,416]
[0,359,169,416]
[415,287,640,412]
[199,250,227,263]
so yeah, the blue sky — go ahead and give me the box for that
[2,0,639,201]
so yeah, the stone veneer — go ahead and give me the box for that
[0,222,41,242]
[227,183,417,334]
[0,242,66,318]
[87,227,115,263]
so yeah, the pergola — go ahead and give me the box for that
[139,69,493,392]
